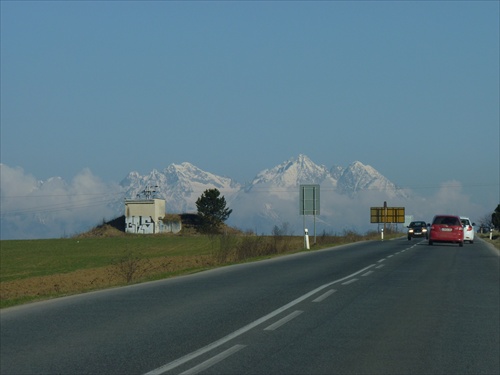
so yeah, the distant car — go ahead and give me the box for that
[460,217,475,244]
[428,215,464,247]
[407,221,428,240]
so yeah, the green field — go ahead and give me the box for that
[0,230,416,309]
[1,236,213,283]
[0,233,307,308]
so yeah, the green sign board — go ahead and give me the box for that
[300,185,320,215]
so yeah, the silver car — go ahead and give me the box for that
[460,216,475,244]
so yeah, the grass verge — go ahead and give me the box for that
[477,230,500,250]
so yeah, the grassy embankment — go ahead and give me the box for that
[1,228,387,309]
[477,230,500,250]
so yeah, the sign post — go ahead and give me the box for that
[370,202,405,240]
[300,184,320,247]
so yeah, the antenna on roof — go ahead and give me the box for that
[137,185,159,199]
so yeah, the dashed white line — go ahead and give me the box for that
[264,310,303,331]
[179,345,246,375]
[362,271,374,277]
[143,263,376,375]
[342,278,358,285]
[312,289,336,302]
[375,264,385,269]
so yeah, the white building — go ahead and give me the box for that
[124,198,180,234]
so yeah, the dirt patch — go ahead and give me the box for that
[0,255,214,303]
[75,223,126,238]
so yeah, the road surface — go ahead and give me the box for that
[1,237,499,374]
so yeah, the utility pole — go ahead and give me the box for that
[383,201,387,235]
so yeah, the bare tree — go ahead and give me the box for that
[478,213,493,233]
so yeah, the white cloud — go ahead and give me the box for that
[404,180,487,222]
[228,180,493,236]
[1,164,123,239]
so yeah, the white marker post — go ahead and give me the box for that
[490,228,493,240]
[381,228,384,241]
[304,228,310,250]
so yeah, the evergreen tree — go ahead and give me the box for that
[195,189,233,234]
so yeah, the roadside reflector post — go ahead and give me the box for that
[304,228,310,250]
[490,228,493,240]
[381,228,384,241]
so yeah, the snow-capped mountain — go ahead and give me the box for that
[246,154,336,191]
[243,155,404,198]
[120,162,241,213]
[336,161,404,198]
[119,155,404,214]
[232,155,406,233]
[116,155,407,235]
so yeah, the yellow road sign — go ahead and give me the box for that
[370,207,405,223]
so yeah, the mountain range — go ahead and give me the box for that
[119,154,408,235]
[3,153,488,240]
[0,154,411,239]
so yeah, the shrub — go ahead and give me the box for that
[109,251,152,284]
[235,235,264,260]
[210,234,238,264]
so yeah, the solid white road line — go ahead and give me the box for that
[143,263,376,375]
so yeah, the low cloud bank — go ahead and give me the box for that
[228,181,488,235]
[1,164,122,239]
[0,164,494,239]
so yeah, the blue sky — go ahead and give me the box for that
[1,1,499,207]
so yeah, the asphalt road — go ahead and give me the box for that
[1,238,499,375]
